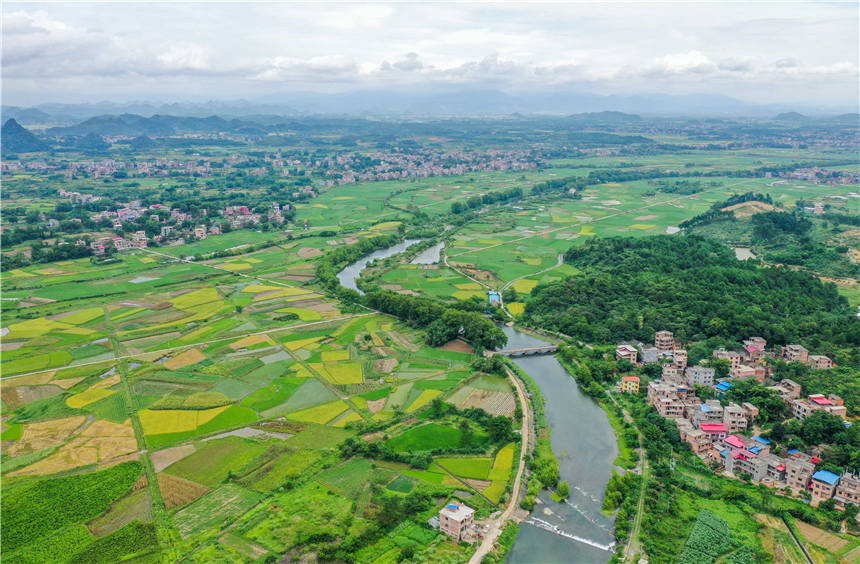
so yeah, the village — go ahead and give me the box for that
[53,190,291,254]
[615,331,858,509]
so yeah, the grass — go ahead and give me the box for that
[322,362,364,385]
[164,436,268,487]
[489,442,516,480]
[432,456,492,479]
[317,458,374,497]
[386,423,462,453]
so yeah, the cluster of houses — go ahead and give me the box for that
[617,330,855,506]
[617,332,833,386]
[313,149,542,187]
[767,167,860,185]
[68,194,293,252]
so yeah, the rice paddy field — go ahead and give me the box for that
[0,233,507,561]
[2,131,857,562]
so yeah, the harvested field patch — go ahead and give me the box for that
[459,389,516,417]
[2,370,56,387]
[440,339,473,354]
[16,384,64,404]
[297,247,324,258]
[163,348,206,370]
[52,377,86,389]
[151,444,196,472]
[7,415,87,456]
[11,419,137,476]
[366,398,386,413]
[374,358,398,373]
[634,214,659,221]
[723,201,775,217]
[230,334,272,350]
[794,520,849,552]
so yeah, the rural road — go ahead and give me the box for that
[502,254,564,291]
[468,365,532,564]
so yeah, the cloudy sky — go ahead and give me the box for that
[3,2,858,108]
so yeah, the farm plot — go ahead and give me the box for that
[174,484,262,538]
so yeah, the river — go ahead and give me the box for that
[503,326,618,563]
[410,241,445,265]
[335,238,422,294]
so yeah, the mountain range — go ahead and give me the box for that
[5,88,855,125]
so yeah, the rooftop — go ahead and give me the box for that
[701,423,728,433]
[812,470,840,485]
[725,435,745,448]
[751,436,771,445]
[810,397,834,406]
[440,503,475,521]
[622,375,640,382]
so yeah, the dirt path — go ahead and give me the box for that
[605,391,649,563]
[468,366,532,564]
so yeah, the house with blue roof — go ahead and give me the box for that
[810,470,841,504]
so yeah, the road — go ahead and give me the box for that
[468,365,532,564]
[606,390,649,563]
[502,254,564,292]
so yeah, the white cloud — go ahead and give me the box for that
[2,2,857,107]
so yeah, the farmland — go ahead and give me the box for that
[2,111,859,562]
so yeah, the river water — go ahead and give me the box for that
[335,238,422,294]
[503,326,618,564]
[410,241,445,265]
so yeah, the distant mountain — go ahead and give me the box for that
[1,119,50,156]
[45,114,262,137]
[8,88,846,121]
[773,112,808,121]
[3,106,55,124]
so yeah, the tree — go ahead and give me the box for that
[459,420,473,446]
[555,480,570,501]
[801,411,845,445]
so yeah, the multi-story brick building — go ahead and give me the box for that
[835,472,860,507]
[782,344,809,363]
[620,375,640,394]
[785,459,815,491]
[655,330,675,352]
[686,365,715,386]
[439,503,475,542]
[616,344,638,364]
[809,355,833,370]
[810,470,840,505]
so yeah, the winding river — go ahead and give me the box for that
[335,238,422,294]
[337,241,617,562]
[502,326,618,563]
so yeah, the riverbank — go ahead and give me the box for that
[501,326,617,563]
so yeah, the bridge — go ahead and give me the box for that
[491,345,559,357]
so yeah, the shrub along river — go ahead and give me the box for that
[502,326,618,563]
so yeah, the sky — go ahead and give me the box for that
[2,1,859,109]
